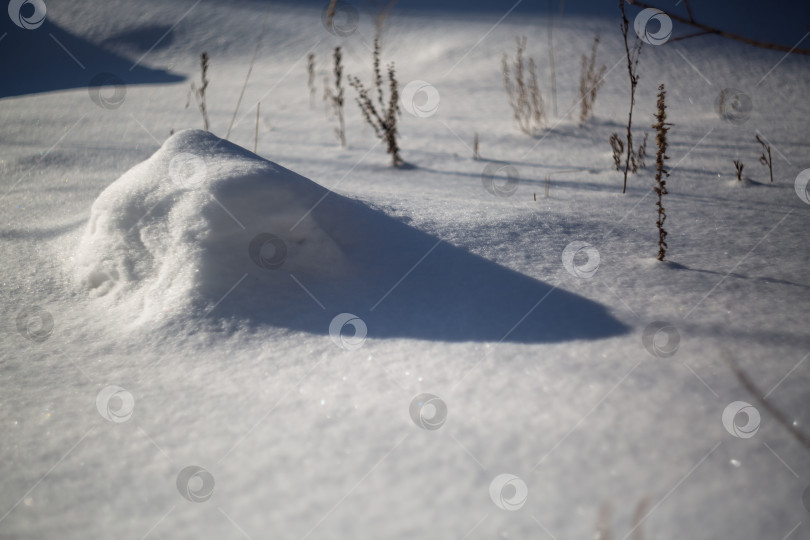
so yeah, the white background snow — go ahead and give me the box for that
[2,0,810,539]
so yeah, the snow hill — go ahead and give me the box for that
[76,129,626,342]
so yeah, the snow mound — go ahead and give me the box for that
[75,129,352,325]
[75,130,627,342]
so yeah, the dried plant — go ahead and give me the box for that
[734,159,744,182]
[473,132,480,160]
[326,46,347,147]
[502,37,545,135]
[633,133,648,172]
[756,133,773,183]
[225,8,271,140]
[609,132,624,171]
[652,84,672,261]
[628,0,810,55]
[595,502,613,540]
[349,37,402,166]
[187,51,210,131]
[306,53,316,108]
[579,35,607,124]
[595,499,648,540]
[619,0,643,193]
[722,349,810,452]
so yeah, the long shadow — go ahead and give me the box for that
[0,18,183,99]
[665,261,810,291]
[151,133,631,343]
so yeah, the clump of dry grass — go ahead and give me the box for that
[349,37,402,166]
[609,132,624,171]
[756,134,773,183]
[734,159,744,182]
[325,46,347,147]
[306,53,316,108]
[579,35,607,124]
[502,37,545,135]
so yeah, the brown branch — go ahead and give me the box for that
[667,30,714,43]
[682,0,695,22]
[628,0,810,55]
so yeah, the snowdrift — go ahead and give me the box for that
[75,129,627,342]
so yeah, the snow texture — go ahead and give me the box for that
[2,0,810,539]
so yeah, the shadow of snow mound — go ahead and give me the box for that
[0,19,183,99]
[76,129,628,343]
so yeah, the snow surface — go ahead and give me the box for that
[2,0,810,539]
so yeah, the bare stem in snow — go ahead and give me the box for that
[619,0,642,193]
[652,84,671,261]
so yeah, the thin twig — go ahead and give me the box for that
[628,0,810,55]
[723,351,810,452]
[225,5,272,140]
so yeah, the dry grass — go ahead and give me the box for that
[502,37,545,135]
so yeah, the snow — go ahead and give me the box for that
[2,0,810,539]
[74,129,354,328]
